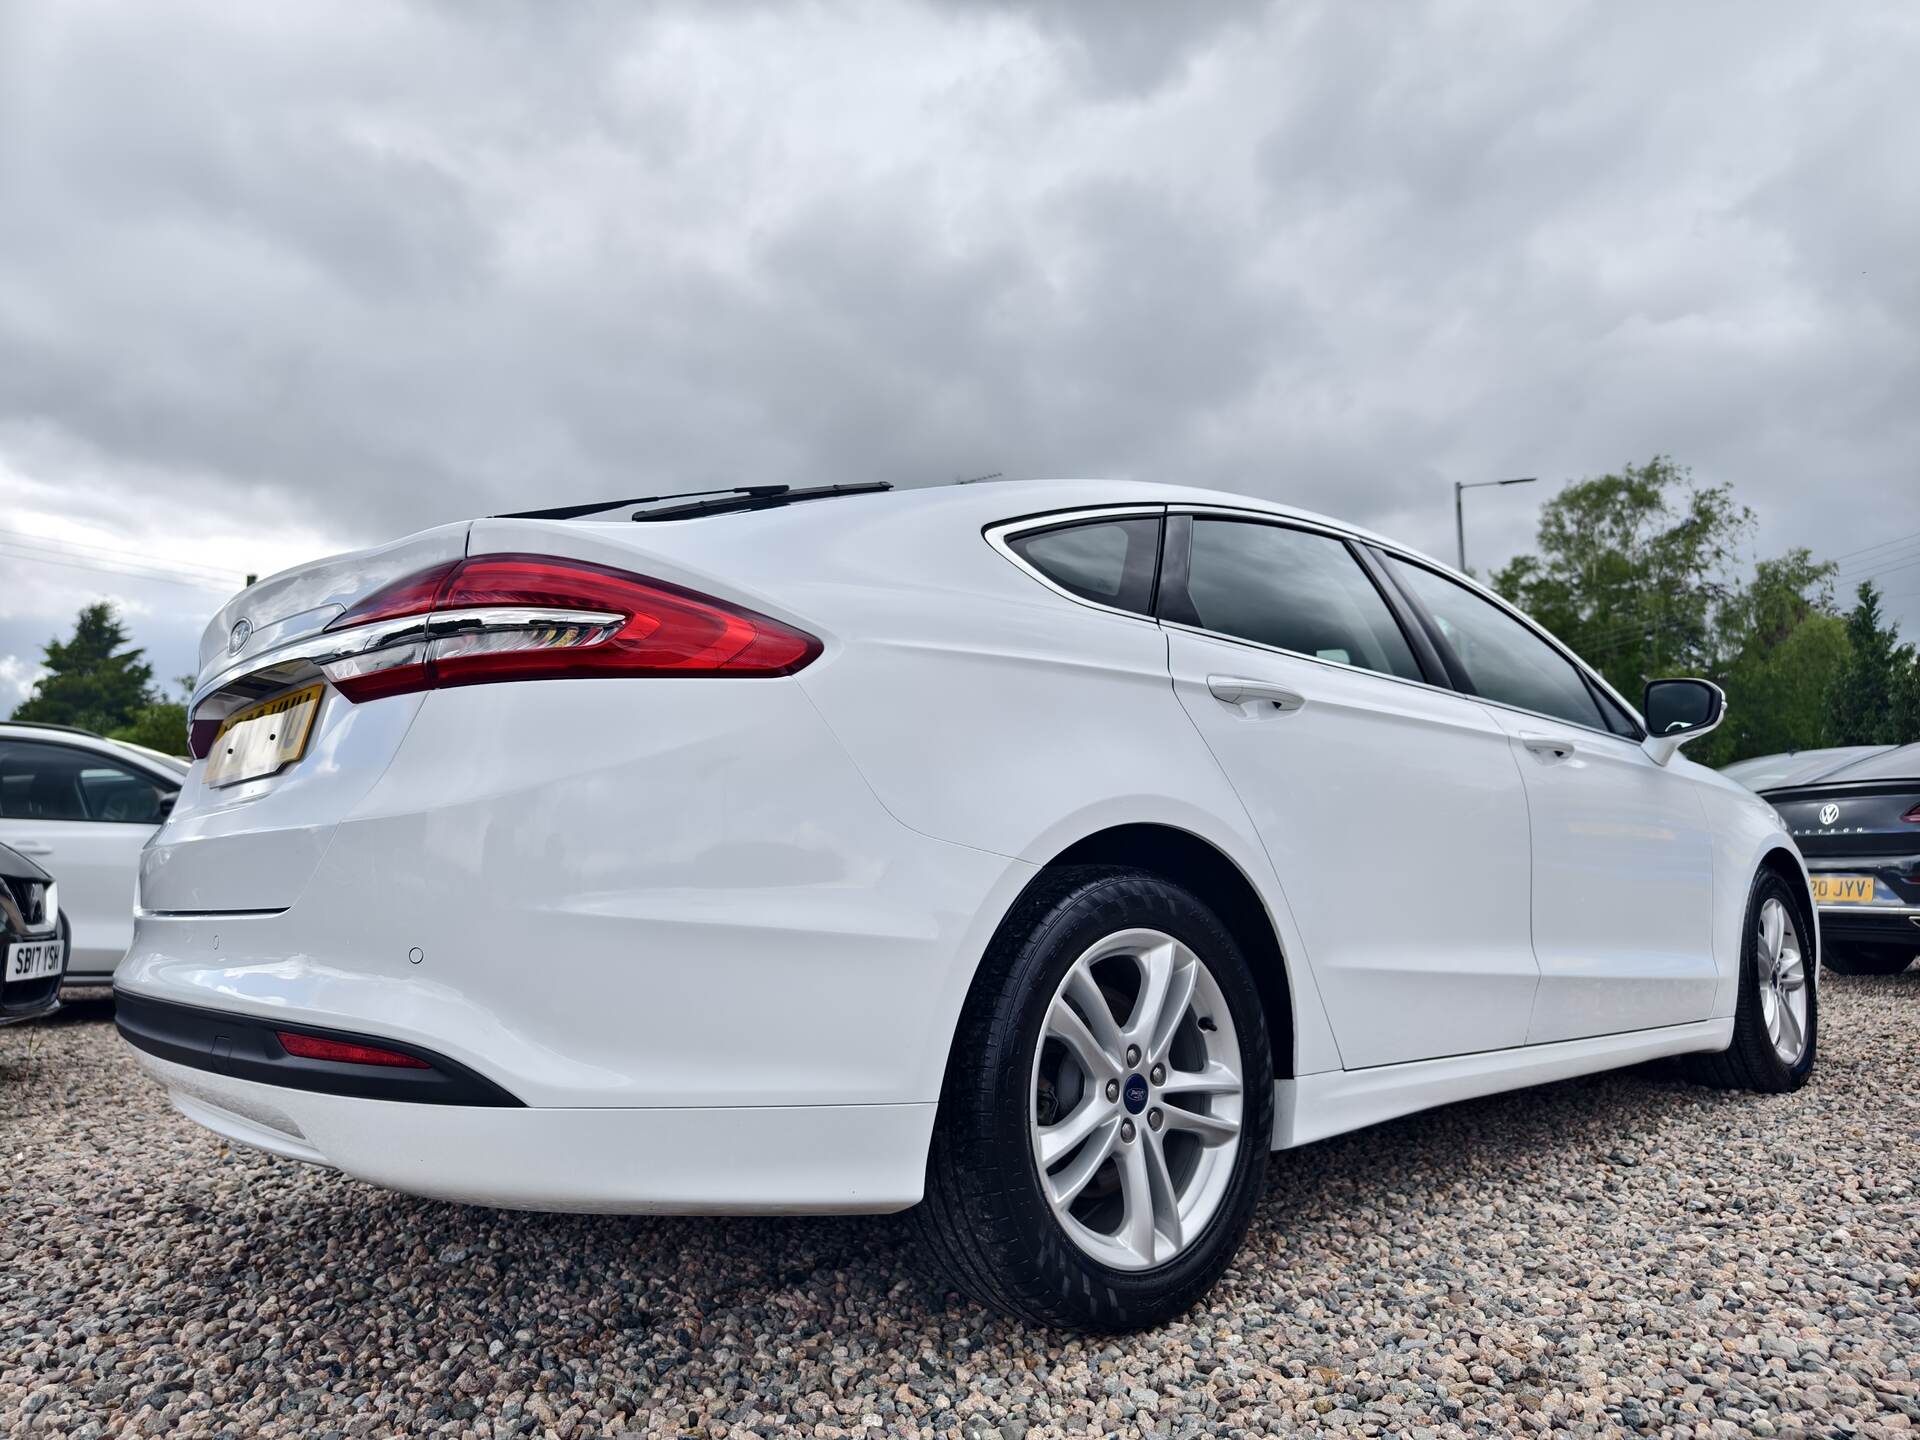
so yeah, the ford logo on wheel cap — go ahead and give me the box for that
[1122,1073,1149,1114]
[1818,802,1840,826]
[228,618,252,655]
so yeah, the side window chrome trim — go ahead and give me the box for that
[1162,505,1642,735]
[1162,616,1649,746]
[1157,617,1450,691]
[984,505,1168,622]
[1163,504,1646,743]
[987,498,1646,740]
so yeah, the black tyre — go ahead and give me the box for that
[1821,942,1915,976]
[916,866,1274,1331]
[1684,869,1817,1092]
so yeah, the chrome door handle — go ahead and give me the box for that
[1207,676,1306,712]
[1520,733,1577,763]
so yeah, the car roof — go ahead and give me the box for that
[557,477,1439,563]
[109,740,192,773]
[921,478,1427,557]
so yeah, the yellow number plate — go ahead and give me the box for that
[203,683,325,788]
[1809,874,1875,905]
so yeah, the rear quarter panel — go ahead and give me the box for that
[471,494,1354,1078]
[769,513,1343,1078]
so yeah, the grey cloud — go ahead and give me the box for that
[2,0,1918,709]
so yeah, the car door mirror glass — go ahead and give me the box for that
[1640,679,1724,765]
[1643,679,1721,735]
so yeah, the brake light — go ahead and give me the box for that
[187,715,223,759]
[315,554,820,703]
[276,1031,430,1068]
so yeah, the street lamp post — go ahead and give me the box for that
[1453,477,1538,573]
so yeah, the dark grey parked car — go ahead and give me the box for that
[2,839,68,1025]
[1737,743,1920,975]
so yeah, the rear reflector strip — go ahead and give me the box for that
[114,990,521,1106]
[276,1030,430,1068]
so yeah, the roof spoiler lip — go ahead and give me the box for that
[494,481,893,523]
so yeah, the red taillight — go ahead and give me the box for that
[275,1031,430,1068]
[317,553,820,703]
[187,716,223,759]
[333,561,462,629]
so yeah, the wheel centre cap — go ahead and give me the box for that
[1122,1073,1149,1114]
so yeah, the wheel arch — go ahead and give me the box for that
[956,822,1298,1085]
[1757,844,1818,970]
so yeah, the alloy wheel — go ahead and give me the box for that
[1028,927,1245,1270]
[1755,896,1809,1065]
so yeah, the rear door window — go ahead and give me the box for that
[1007,516,1162,615]
[1165,519,1424,682]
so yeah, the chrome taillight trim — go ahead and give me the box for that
[191,607,625,723]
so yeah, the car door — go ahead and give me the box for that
[0,740,177,978]
[1378,555,1718,1043]
[1159,513,1540,1069]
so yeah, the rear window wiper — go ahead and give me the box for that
[496,482,892,523]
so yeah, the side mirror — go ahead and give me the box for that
[1640,678,1724,765]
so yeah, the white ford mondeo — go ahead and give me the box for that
[117,479,1815,1329]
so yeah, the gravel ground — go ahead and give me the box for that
[4,976,1917,1439]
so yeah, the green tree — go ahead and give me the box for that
[110,675,192,757]
[1828,581,1915,745]
[1691,550,1848,766]
[1897,650,1920,742]
[9,603,156,734]
[1492,456,1753,701]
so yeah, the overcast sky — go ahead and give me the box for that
[3,0,1917,711]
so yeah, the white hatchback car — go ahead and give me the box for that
[0,723,185,983]
[116,480,1815,1329]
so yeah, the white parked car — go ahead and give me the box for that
[115,480,1815,1329]
[0,723,185,983]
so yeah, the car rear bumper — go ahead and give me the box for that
[1817,902,1920,947]
[0,984,60,1025]
[115,677,1035,1210]
[130,1042,934,1213]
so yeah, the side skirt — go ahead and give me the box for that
[1272,1017,1734,1150]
